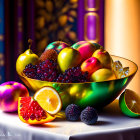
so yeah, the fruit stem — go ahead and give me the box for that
[28,39,33,49]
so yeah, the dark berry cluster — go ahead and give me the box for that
[23,62,89,83]
[80,106,98,125]
[23,59,59,82]
[65,104,98,125]
[65,104,81,121]
[56,67,89,83]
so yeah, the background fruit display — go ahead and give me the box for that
[20,41,119,83]
[0,40,136,125]
[14,40,136,110]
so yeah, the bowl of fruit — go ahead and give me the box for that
[16,40,138,109]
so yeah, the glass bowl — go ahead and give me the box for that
[19,55,138,109]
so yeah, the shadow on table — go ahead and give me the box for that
[98,99,123,117]
[95,120,113,126]
[30,123,60,128]
[3,111,18,116]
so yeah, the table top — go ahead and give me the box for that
[0,99,140,140]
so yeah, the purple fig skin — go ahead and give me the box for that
[0,81,29,112]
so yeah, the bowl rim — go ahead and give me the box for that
[20,55,138,84]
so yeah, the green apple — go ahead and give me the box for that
[92,48,112,69]
[58,48,81,72]
[91,68,116,82]
[16,39,39,75]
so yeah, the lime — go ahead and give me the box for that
[119,89,140,117]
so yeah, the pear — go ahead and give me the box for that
[16,39,39,75]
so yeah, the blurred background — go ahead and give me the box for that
[0,0,139,93]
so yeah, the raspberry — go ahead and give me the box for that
[80,106,98,125]
[65,104,81,121]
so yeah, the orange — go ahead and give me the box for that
[119,89,140,117]
[34,86,62,115]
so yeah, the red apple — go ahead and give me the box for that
[92,48,112,69]
[81,57,102,76]
[77,43,97,61]
[0,81,29,112]
[72,41,97,62]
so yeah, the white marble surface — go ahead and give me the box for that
[0,100,140,140]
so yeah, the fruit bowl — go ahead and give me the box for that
[19,55,138,109]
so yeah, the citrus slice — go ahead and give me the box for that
[119,89,140,117]
[34,86,62,115]
[18,97,56,124]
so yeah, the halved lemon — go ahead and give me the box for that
[34,86,62,115]
[119,89,140,117]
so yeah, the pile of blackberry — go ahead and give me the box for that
[65,104,98,125]
[23,59,59,82]
[56,67,89,83]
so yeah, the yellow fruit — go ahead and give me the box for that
[92,48,112,69]
[34,86,62,115]
[16,39,39,76]
[58,48,81,72]
[91,68,116,82]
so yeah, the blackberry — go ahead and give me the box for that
[65,104,81,121]
[80,106,98,125]
[56,67,89,83]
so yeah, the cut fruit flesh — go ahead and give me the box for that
[18,97,55,124]
[34,86,62,115]
[125,89,140,114]
[119,89,140,117]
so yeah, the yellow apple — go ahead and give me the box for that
[58,48,81,72]
[91,68,116,82]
